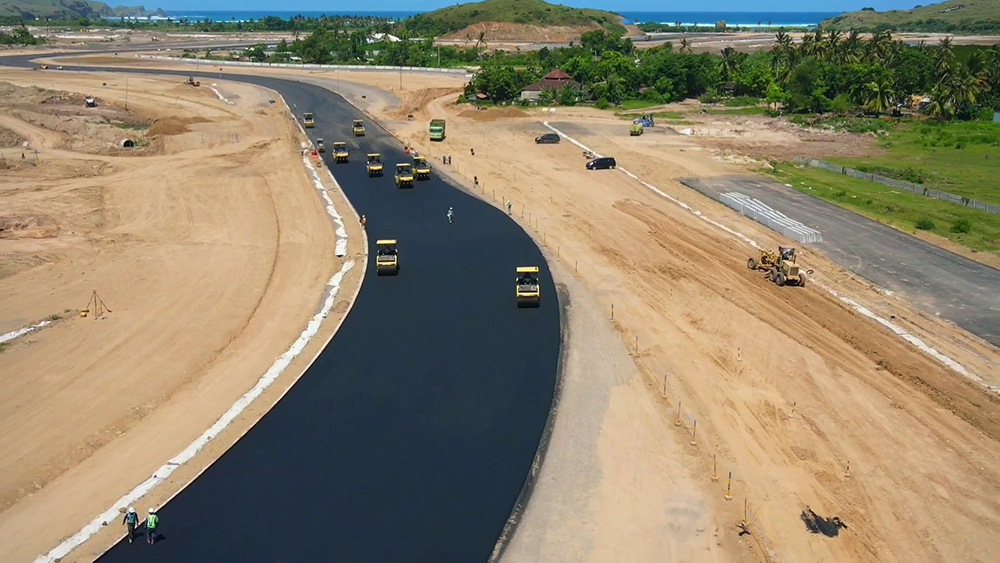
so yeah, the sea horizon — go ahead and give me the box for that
[142,10,841,28]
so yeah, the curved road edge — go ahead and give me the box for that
[30,80,368,562]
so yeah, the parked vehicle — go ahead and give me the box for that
[586,156,617,170]
[535,133,560,144]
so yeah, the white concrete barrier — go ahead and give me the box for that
[133,55,474,78]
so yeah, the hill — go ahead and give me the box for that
[404,0,627,41]
[0,0,164,20]
[819,0,1000,33]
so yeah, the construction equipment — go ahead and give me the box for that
[303,112,315,128]
[429,119,446,141]
[765,246,809,287]
[333,142,348,163]
[40,64,48,70]
[84,96,97,108]
[185,76,200,87]
[629,122,644,136]
[746,248,780,272]
[366,153,383,177]
[395,163,414,188]
[515,267,541,308]
[375,239,399,276]
[316,138,325,153]
[413,156,431,180]
[352,119,365,136]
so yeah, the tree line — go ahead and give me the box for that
[0,24,44,45]
[470,29,999,121]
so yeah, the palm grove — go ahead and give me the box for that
[468,29,999,120]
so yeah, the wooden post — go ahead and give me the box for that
[725,472,733,501]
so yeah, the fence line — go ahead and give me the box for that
[132,55,474,77]
[793,156,999,214]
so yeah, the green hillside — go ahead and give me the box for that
[0,0,164,20]
[404,0,626,36]
[820,0,1000,33]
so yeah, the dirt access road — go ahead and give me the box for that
[0,69,364,561]
[383,92,1000,562]
[31,57,1000,561]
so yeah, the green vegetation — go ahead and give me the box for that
[404,0,625,37]
[769,162,999,253]
[820,0,1000,34]
[826,120,1000,204]
[0,24,43,45]
[0,0,163,19]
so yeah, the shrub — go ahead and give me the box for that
[950,218,972,233]
[914,217,935,230]
[595,97,610,110]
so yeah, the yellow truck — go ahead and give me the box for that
[395,163,414,188]
[333,141,349,163]
[366,153,384,177]
[352,119,366,136]
[413,156,431,180]
[629,122,644,136]
[515,266,541,308]
[303,112,314,128]
[375,239,399,275]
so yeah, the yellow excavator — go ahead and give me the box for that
[367,153,383,177]
[413,156,431,180]
[515,266,541,308]
[352,119,366,136]
[375,239,399,275]
[333,142,349,163]
[395,163,414,188]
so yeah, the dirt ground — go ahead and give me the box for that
[0,69,365,561]
[376,88,1000,562]
[27,58,1000,561]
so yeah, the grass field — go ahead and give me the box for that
[819,0,1000,33]
[827,120,1000,205]
[768,162,1000,254]
[406,0,626,35]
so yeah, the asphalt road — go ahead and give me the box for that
[2,54,563,561]
[679,175,1000,345]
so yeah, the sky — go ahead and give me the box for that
[153,1,944,13]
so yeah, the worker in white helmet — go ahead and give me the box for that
[145,507,159,545]
[122,506,138,544]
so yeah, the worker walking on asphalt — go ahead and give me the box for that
[145,508,159,545]
[122,507,138,544]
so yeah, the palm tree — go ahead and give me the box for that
[679,37,692,54]
[861,80,895,116]
[825,30,843,61]
[720,46,740,81]
[934,36,955,75]
[474,30,487,60]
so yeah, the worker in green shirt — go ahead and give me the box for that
[122,507,138,544]
[145,508,159,545]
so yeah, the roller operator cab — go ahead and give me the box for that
[515,266,541,308]
[395,163,414,188]
[413,156,431,180]
[366,153,384,177]
[375,239,399,276]
[303,112,314,128]
[316,138,325,152]
[333,142,349,163]
[353,119,365,136]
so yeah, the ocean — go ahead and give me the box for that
[149,10,841,28]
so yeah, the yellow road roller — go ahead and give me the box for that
[367,153,384,177]
[352,119,366,136]
[515,266,541,308]
[303,112,314,128]
[376,239,399,276]
[395,163,414,188]
[413,155,431,180]
[333,141,349,163]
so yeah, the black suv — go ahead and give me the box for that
[586,156,616,170]
[535,133,560,144]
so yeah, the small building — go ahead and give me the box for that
[519,69,582,101]
[994,110,1000,123]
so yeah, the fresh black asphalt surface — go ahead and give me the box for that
[679,175,1000,345]
[2,54,561,561]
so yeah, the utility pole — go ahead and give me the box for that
[124,77,129,110]
[399,66,402,91]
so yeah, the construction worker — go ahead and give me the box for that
[447,207,454,224]
[359,215,366,229]
[122,507,138,544]
[146,508,159,545]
